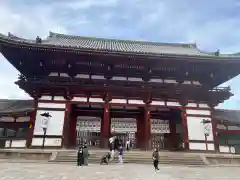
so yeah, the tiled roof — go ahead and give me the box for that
[213,109,240,125]
[0,99,34,115]
[0,32,218,57]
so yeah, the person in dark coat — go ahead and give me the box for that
[152,148,159,171]
[100,152,111,165]
[77,146,84,166]
[83,144,89,166]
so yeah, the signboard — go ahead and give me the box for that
[150,119,170,133]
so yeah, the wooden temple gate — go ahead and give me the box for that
[0,31,239,151]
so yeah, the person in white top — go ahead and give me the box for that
[126,139,130,151]
[109,136,116,161]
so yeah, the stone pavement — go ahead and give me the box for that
[0,162,239,180]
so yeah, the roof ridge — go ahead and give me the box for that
[49,31,197,48]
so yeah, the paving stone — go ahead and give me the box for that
[0,162,239,180]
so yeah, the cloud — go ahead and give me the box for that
[0,0,240,109]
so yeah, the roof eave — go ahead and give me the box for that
[1,36,240,62]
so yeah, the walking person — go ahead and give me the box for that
[152,148,159,171]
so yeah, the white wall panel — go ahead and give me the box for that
[11,140,26,148]
[166,102,181,106]
[151,101,165,106]
[33,110,65,136]
[189,142,206,150]
[72,97,88,102]
[186,103,197,107]
[89,98,104,103]
[38,103,66,109]
[198,104,210,108]
[207,143,215,151]
[45,138,62,146]
[228,126,240,130]
[39,96,52,100]
[186,109,211,116]
[0,117,14,122]
[16,116,30,122]
[110,99,127,104]
[53,96,66,101]
[31,138,43,146]
[128,100,144,104]
[187,116,213,141]
[219,146,230,153]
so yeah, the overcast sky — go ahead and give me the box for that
[0,0,240,109]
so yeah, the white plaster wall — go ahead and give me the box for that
[166,102,181,106]
[151,101,165,106]
[0,117,14,122]
[45,138,62,146]
[186,103,197,107]
[187,116,213,141]
[110,99,127,104]
[11,140,26,148]
[198,103,210,108]
[128,100,144,104]
[31,138,43,146]
[219,146,230,153]
[71,97,87,102]
[16,117,30,122]
[39,96,52,100]
[186,109,211,116]
[228,126,240,130]
[33,110,65,136]
[189,142,206,150]
[53,96,66,101]
[38,103,66,109]
[207,143,215,151]
[89,98,104,103]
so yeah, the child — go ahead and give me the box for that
[100,152,111,165]
[118,144,123,164]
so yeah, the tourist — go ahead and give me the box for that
[77,146,84,166]
[109,136,116,160]
[152,148,159,171]
[126,139,130,151]
[100,152,111,165]
[83,144,90,166]
[118,144,124,164]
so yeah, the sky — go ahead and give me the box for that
[0,0,240,109]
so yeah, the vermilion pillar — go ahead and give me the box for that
[100,102,110,148]
[143,106,151,150]
[169,119,177,150]
[68,113,77,148]
[62,102,71,148]
[136,114,144,149]
[26,99,38,148]
[181,106,189,150]
[211,118,219,152]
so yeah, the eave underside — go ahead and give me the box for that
[1,44,240,88]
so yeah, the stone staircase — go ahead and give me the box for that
[51,150,206,166]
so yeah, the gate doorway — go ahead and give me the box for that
[76,116,101,148]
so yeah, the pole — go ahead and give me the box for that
[205,134,208,151]
[42,128,47,149]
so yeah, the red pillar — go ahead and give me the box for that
[181,106,189,150]
[62,102,71,148]
[136,115,144,149]
[143,106,151,150]
[26,99,38,148]
[100,102,110,148]
[169,119,177,150]
[212,118,219,152]
[68,113,77,148]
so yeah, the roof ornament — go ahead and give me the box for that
[36,36,42,44]
[214,49,220,56]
